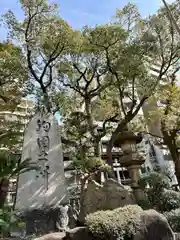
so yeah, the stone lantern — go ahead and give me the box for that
[114,131,145,201]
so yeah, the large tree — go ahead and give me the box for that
[56,4,159,165]
[86,4,161,164]
[58,3,180,168]
[57,23,123,158]
[3,0,75,112]
[3,1,180,173]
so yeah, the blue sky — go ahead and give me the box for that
[0,0,174,40]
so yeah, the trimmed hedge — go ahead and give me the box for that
[86,205,143,240]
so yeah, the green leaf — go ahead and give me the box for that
[0,218,8,228]
[17,221,25,228]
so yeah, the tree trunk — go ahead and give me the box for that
[94,139,101,157]
[168,145,180,186]
[106,121,127,165]
[0,178,9,208]
[43,91,52,113]
[107,139,114,165]
[106,97,148,165]
[174,159,180,186]
[163,130,180,186]
[79,177,88,224]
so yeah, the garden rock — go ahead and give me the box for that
[133,209,175,240]
[32,228,93,240]
[79,178,135,223]
[65,227,93,240]
[33,232,66,240]
[175,233,180,240]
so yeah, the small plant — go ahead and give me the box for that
[72,156,111,189]
[0,149,40,208]
[86,205,143,240]
[73,156,110,175]
[0,206,25,237]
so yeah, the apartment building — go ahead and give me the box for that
[0,98,34,128]
[0,98,34,207]
[137,60,178,186]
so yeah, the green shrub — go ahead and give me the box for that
[144,189,180,212]
[137,199,153,210]
[160,190,180,212]
[139,172,180,212]
[86,205,143,240]
[139,172,170,192]
[164,208,180,232]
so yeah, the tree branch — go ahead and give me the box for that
[40,43,65,88]
[0,131,21,142]
[61,137,78,147]
[116,84,126,117]
[73,63,88,81]
[45,65,53,89]
[132,95,148,117]
[25,8,40,83]
[106,95,148,165]
[99,113,119,139]
[60,77,85,97]
[162,0,180,36]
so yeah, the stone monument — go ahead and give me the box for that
[15,112,66,210]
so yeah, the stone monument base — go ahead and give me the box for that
[16,204,72,236]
